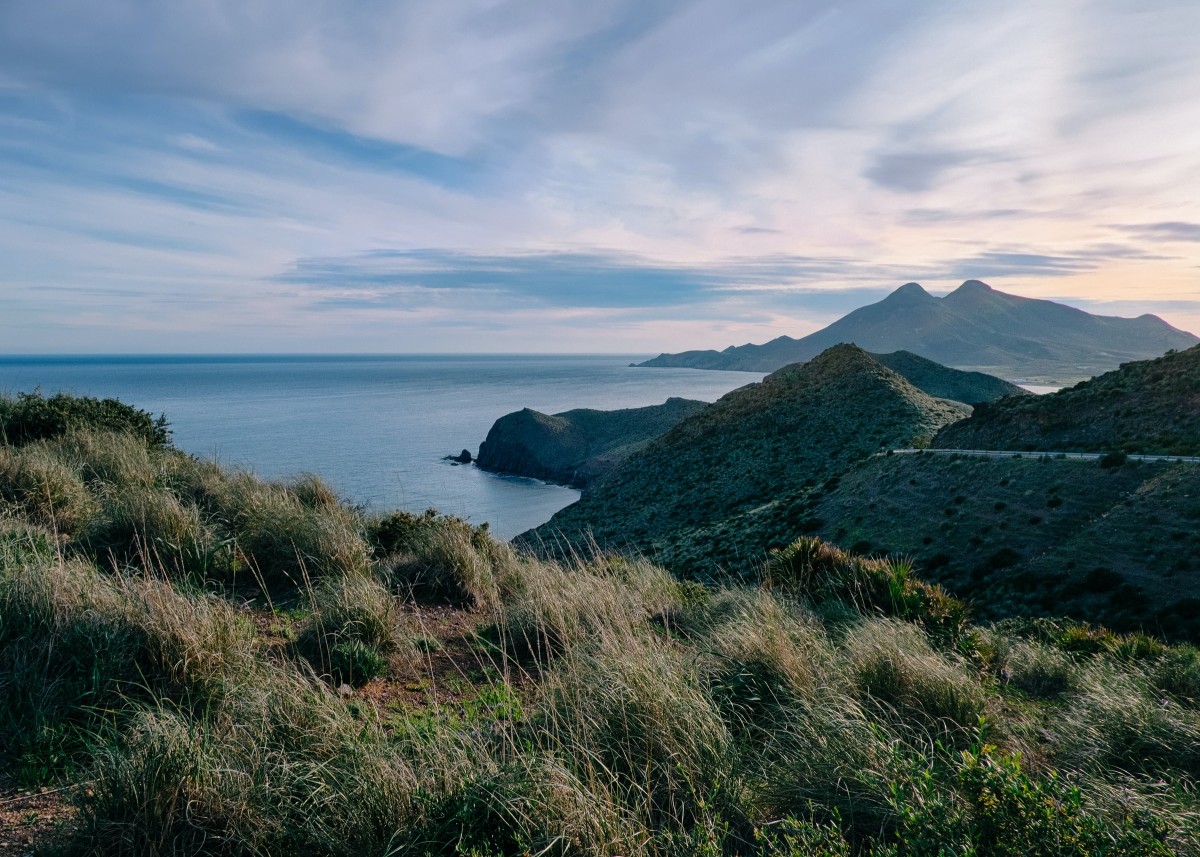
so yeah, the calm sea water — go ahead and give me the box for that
[0,355,761,538]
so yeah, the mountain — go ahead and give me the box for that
[869,350,1028,405]
[934,343,1200,455]
[638,280,1199,384]
[524,345,969,576]
[474,397,708,488]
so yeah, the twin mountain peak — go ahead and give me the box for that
[638,279,1197,382]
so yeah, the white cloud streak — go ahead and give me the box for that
[0,0,1198,352]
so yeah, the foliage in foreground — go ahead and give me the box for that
[0,407,1198,855]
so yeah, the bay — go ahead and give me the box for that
[0,355,761,538]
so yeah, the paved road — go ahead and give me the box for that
[889,448,1200,464]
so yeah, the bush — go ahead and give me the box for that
[1099,451,1128,469]
[880,742,1173,856]
[0,391,170,449]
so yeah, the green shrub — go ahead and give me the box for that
[0,391,171,449]
[879,742,1173,856]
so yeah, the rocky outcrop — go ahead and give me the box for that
[476,397,709,488]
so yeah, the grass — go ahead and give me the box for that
[1,400,1198,855]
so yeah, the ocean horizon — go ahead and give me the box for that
[0,354,762,538]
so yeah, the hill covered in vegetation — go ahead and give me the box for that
[804,452,1200,639]
[2,391,1198,855]
[475,397,708,487]
[871,350,1029,405]
[639,280,1198,383]
[476,354,1022,488]
[528,346,969,575]
[935,344,1200,455]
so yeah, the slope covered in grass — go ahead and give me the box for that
[804,452,1200,638]
[528,345,969,576]
[935,343,1200,455]
[3,393,1199,855]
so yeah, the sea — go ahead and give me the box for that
[0,355,762,539]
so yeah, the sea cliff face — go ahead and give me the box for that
[475,397,709,488]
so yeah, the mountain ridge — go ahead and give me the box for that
[638,279,1198,383]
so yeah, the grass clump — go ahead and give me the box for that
[0,556,255,784]
[298,573,415,686]
[376,510,511,610]
[843,619,987,736]
[764,535,969,644]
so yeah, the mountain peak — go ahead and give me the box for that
[886,282,933,302]
[952,279,993,295]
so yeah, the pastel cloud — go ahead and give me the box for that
[1,0,1199,353]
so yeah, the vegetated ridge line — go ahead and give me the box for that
[889,449,1200,463]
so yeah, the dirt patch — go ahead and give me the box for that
[0,774,78,853]
[355,603,537,714]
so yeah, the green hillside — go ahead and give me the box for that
[806,452,1200,639]
[870,350,1029,405]
[528,345,969,575]
[3,393,1199,854]
[935,343,1200,454]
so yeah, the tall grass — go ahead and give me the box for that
[2,414,1198,854]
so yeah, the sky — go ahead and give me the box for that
[2,0,1199,354]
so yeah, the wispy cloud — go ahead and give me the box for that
[1,0,1199,351]
[1111,222,1200,242]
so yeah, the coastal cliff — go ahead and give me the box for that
[475,396,708,487]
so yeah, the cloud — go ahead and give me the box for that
[2,1,1200,352]
[1111,222,1200,242]
[865,150,977,193]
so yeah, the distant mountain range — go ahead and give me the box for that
[638,280,1199,384]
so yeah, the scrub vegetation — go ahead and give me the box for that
[2,392,1198,855]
